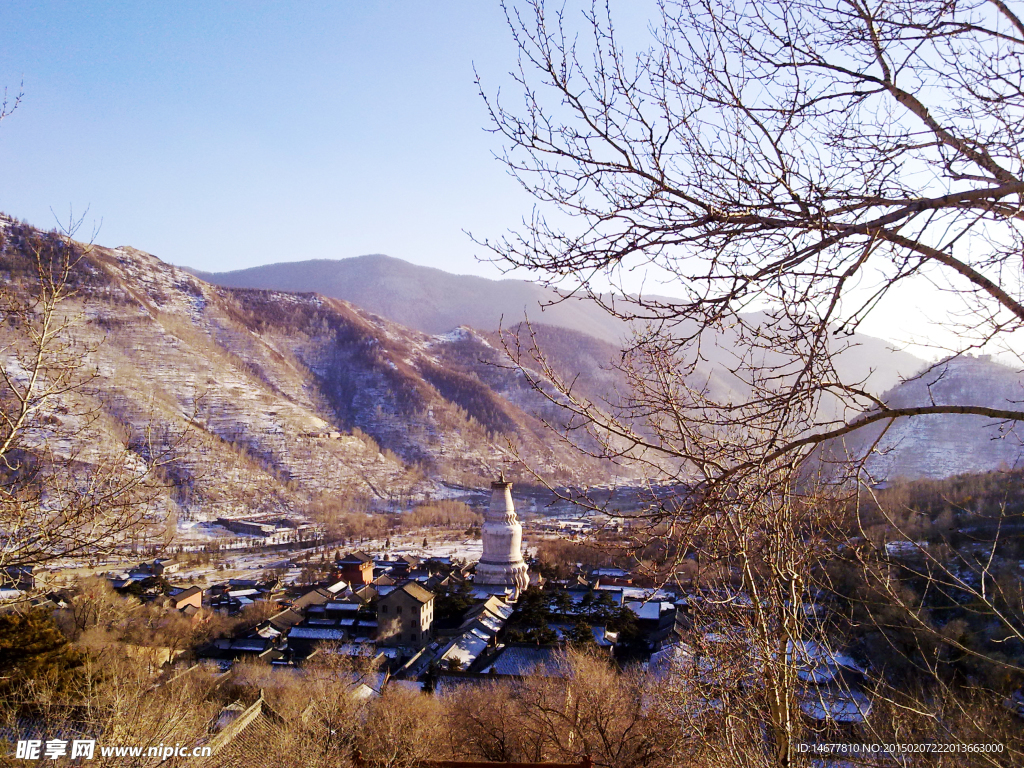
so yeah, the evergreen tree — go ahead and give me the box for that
[0,609,84,696]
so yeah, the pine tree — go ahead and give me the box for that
[0,608,84,695]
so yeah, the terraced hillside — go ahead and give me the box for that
[0,218,609,534]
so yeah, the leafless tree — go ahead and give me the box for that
[481,1,1024,764]
[482,0,1024,504]
[353,685,446,768]
[442,649,675,766]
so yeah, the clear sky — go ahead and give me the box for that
[0,1,1006,361]
[0,1,538,278]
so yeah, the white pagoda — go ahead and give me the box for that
[473,474,530,596]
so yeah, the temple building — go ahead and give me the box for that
[474,474,530,597]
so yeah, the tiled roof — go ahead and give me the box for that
[267,608,304,631]
[339,550,374,563]
[207,696,285,768]
[325,601,360,611]
[592,567,630,577]
[626,600,674,621]
[229,638,269,652]
[481,596,514,619]
[486,645,564,677]
[292,588,331,610]
[460,613,503,636]
[440,632,489,668]
[353,585,378,602]
[399,582,434,603]
[288,626,348,640]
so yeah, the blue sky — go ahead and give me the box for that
[0,2,986,359]
[0,2,537,276]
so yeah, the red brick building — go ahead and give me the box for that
[337,551,374,586]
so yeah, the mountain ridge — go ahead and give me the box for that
[192,254,1024,482]
[189,254,927,402]
[186,255,630,344]
[8,216,1014,496]
[832,354,1024,480]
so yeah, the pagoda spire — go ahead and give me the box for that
[474,474,529,597]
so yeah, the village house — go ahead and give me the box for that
[163,585,203,612]
[378,582,435,646]
[336,551,374,586]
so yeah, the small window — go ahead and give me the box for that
[381,605,387,614]
[410,633,417,642]
[397,606,403,615]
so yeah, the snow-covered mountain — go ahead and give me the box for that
[0,220,613,525]
[833,355,1024,480]
[191,255,926,409]
[7,215,1012,512]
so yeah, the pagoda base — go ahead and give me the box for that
[474,560,530,594]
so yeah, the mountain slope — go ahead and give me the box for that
[831,355,1024,480]
[11,215,1005,516]
[0,219,611,531]
[191,256,925,406]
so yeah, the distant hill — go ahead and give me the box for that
[188,255,629,343]
[189,255,925,404]
[831,355,1024,480]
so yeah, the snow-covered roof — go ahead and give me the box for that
[648,642,695,675]
[800,688,872,723]
[288,627,347,640]
[440,632,490,668]
[326,601,360,611]
[487,600,515,620]
[626,600,674,621]
[885,540,927,557]
[788,640,865,684]
[484,645,564,677]
[328,643,386,657]
[228,638,267,652]
[462,612,503,636]
[618,587,673,602]
[470,585,513,599]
